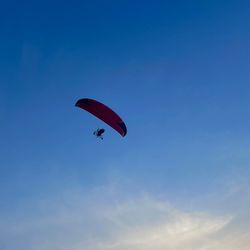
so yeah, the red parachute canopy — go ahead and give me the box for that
[75,98,127,137]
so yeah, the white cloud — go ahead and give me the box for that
[1,185,249,250]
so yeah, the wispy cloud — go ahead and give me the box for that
[84,198,230,250]
[1,184,249,250]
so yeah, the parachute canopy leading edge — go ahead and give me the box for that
[75,98,127,137]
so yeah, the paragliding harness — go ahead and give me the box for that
[93,128,105,140]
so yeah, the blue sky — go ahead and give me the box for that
[1,1,250,249]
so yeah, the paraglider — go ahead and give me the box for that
[93,128,105,140]
[75,98,127,139]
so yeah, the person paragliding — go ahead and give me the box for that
[93,128,105,140]
[75,98,127,139]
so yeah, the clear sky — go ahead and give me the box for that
[1,1,250,249]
